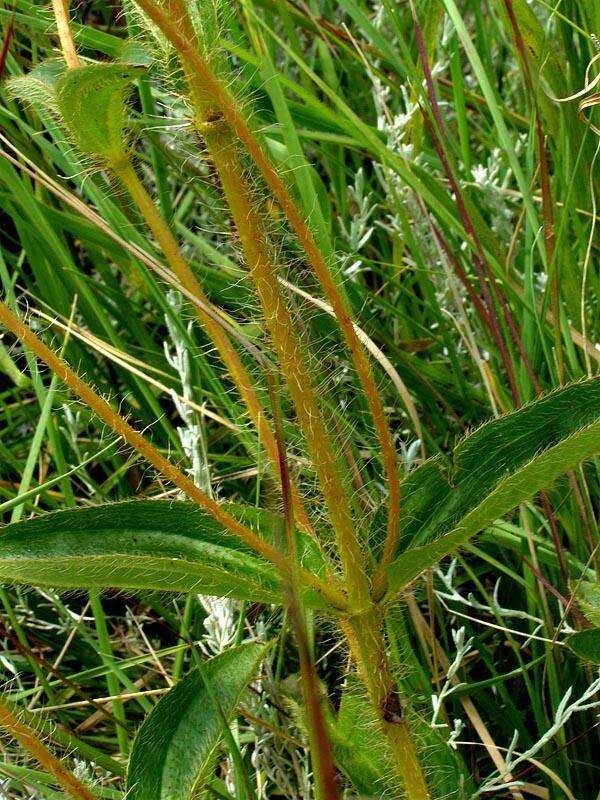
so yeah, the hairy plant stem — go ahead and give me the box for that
[0,300,347,611]
[50,0,79,69]
[111,159,311,531]
[269,374,340,800]
[45,3,422,790]
[133,0,398,602]
[341,611,431,800]
[0,698,97,800]
[46,0,308,531]
[203,121,369,608]
[149,0,371,610]
[47,0,311,534]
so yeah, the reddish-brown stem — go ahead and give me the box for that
[502,0,564,384]
[539,492,570,586]
[268,374,340,800]
[411,0,542,403]
[428,213,495,329]
[422,111,522,404]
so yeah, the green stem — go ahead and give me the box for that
[136,0,371,611]
[111,159,312,533]
[341,611,431,800]
[0,299,346,612]
[172,594,195,682]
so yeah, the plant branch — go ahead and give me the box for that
[133,0,399,600]
[143,0,371,609]
[0,698,97,800]
[112,160,312,532]
[50,0,79,69]
[0,300,347,611]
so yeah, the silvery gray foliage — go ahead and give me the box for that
[164,289,210,493]
[339,168,376,257]
[473,673,600,797]
[430,626,472,749]
[470,147,514,240]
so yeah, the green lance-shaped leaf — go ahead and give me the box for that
[386,379,600,595]
[55,63,143,165]
[127,643,267,800]
[7,59,66,114]
[328,680,472,798]
[567,629,600,665]
[576,581,600,627]
[0,500,328,608]
[328,681,393,796]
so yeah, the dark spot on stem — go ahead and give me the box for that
[382,687,404,723]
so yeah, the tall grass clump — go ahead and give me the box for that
[0,1,599,798]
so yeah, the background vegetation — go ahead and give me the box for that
[0,0,599,798]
